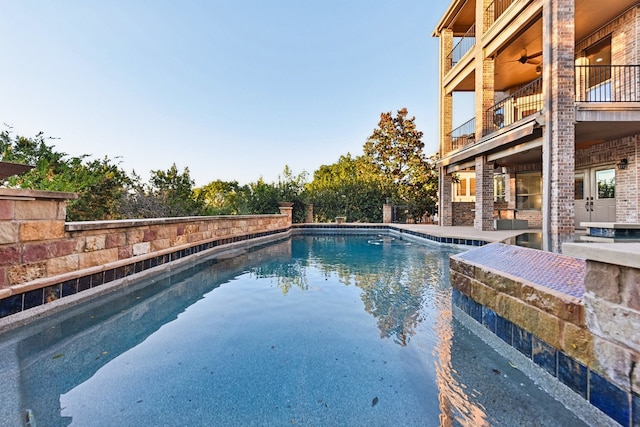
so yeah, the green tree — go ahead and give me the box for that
[0,129,130,220]
[306,154,387,222]
[194,180,243,215]
[237,166,308,222]
[148,164,205,217]
[363,108,437,221]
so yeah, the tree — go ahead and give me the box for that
[194,180,243,215]
[236,166,308,223]
[0,129,130,221]
[306,154,387,222]
[363,108,437,221]
[148,164,205,217]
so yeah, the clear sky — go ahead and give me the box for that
[0,1,453,186]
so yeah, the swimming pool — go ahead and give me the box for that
[0,234,597,426]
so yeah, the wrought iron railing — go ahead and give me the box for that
[446,24,475,69]
[575,65,640,102]
[483,77,543,137]
[484,0,516,29]
[448,117,476,151]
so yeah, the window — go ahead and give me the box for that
[516,171,542,210]
[494,174,506,202]
[584,36,612,101]
[596,169,615,199]
[452,173,476,202]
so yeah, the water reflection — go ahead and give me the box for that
[252,235,455,346]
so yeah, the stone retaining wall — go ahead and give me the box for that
[0,188,292,317]
[451,243,640,426]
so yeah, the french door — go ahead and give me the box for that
[574,167,616,228]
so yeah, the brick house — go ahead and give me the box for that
[433,0,640,251]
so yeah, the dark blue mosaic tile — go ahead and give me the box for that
[115,266,127,280]
[91,272,104,287]
[44,284,61,303]
[143,259,152,269]
[557,352,587,399]
[513,326,532,359]
[590,371,630,426]
[23,289,44,309]
[532,338,557,377]
[61,279,78,297]
[451,288,461,308]
[496,315,513,345]
[481,306,497,333]
[78,275,91,292]
[104,268,115,283]
[458,292,471,315]
[0,294,22,317]
[468,298,482,322]
[135,260,144,273]
[632,392,640,427]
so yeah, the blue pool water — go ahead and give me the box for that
[0,234,594,426]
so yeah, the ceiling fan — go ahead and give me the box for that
[514,48,542,65]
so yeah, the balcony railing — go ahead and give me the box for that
[575,65,640,102]
[483,77,543,137]
[484,0,516,29]
[448,117,476,151]
[446,24,475,69]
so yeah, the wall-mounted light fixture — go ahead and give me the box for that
[617,158,628,170]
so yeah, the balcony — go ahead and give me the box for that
[446,24,476,70]
[483,77,543,137]
[448,117,476,152]
[484,0,516,29]
[575,65,640,102]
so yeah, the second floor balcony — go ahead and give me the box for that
[444,65,640,157]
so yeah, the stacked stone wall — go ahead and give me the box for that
[0,189,291,294]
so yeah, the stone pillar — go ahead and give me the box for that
[542,0,576,251]
[305,204,314,223]
[383,204,392,223]
[278,203,293,225]
[439,172,453,227]
[474,157,494,231]
[0,189,76,288]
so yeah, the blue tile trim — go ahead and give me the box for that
[0,227,291,320]
[590,370,630,426]
[452,290,634,427]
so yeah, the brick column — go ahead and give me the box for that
[440,29,454,156]
[542,0,576,250]
[439,172,453,226]
[474,156,494,231]
[477,58,495,138]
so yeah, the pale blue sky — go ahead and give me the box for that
[0,1,454,186]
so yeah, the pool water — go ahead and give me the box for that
[0,234,592,426]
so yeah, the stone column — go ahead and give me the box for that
[383,204,393,224]
[474,156,494,231]
[305,204,314,223]
[542,0,576,251]
[278,203,293,225]
[439,172,453,226]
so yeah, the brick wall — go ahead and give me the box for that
[576,135,639,223]
[452,202,474,225]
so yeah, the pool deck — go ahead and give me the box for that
[388,223,538,243]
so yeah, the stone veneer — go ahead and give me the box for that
[451,242,640,426]
[0,188,292,318]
